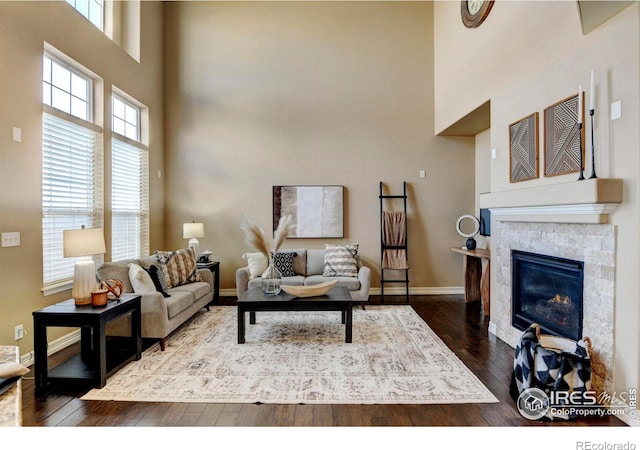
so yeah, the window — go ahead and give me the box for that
[66,0,104,31]
[111,93,149,261]
[42,52,103,292]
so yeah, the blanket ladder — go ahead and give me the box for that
[379,181,409,304]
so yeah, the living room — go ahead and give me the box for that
[0,0,639,438]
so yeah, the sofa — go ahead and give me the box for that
[97,250,213,350]
[235,247,370,302]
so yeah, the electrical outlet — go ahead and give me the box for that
[14,324,24,341]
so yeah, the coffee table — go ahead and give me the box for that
[237,286,354,344]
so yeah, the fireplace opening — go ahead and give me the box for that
[511,250,584,341]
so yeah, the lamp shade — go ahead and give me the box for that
[63,227,107,257]
[183,222,204,239]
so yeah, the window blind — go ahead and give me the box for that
[111,137,149,261]
[42,112,103,287]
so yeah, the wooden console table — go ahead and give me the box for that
[451,247,490,316]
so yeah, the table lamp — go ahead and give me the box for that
[63,226,107,306]
[183,221,204,260]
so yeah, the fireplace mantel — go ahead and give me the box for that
[479,178,623,224]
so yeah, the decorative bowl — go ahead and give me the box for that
[281,280,338,298]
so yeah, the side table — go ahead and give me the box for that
[197,261,220,305]
[33,294,141,396]
[450,247,490,316]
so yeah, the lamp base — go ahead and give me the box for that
[72,257,97,306]
[188,238,200,260]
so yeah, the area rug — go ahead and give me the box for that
[81,305,498,404]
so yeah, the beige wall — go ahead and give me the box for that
[0,1,165,349]
[434,1,640,406]
[163,1,476,293]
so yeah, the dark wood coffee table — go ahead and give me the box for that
[237,286,354,344]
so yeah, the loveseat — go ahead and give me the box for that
[97,249,213,350]
[235,247,370,302]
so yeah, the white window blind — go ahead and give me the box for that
[42,112,103,287]
[111,138,149,261]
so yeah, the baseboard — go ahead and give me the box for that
[220,287,464,297]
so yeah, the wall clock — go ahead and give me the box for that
[461,0,495,28]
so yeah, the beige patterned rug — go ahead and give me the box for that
[82,305,498,404]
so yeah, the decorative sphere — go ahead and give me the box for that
[100,278,124,299]
[466,237,477,251]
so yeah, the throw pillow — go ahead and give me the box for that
[154,247,203,288]
[128,263,157,293]
[272,251,297,277]
[243,252,268,279]
[143,265,171,298]
[323,245,358,277]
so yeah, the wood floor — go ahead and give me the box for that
[20,295,626,427]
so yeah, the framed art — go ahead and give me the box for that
[273,185,344,238]
[544,93,585,177]
[509,112,539,183]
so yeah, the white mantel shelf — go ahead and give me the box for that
[479,178,623,224]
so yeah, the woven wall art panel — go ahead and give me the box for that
[509,113,539,183]
[544,94,584,177]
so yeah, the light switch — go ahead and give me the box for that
[491,148,497,160]
[419,169,426,179]
[611,100,621,120]
[1,232,20,247]
[12,127,21,143]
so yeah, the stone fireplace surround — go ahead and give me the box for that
[481,178,623,395]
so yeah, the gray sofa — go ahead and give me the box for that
[236,248,370,302]
[97,255,213,350]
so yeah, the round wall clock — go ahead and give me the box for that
[461,0,495,28]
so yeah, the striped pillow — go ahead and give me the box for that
[322,245,358,277]
[154,247,203,288]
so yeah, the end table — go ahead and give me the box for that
[197,260,220,305]
[33,294,141,396]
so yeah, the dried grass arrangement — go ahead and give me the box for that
[241,215,293,261]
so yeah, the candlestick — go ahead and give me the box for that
[577,85,582,124]
[589,70,595,110]
[577,121,585,181]
[589,109,597,179]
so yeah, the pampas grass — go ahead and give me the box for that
[241,215,293,260]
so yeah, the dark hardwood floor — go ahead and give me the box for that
[20,295,626,427]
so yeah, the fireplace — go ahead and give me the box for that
[511,250,584,341]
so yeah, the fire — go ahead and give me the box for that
[549,294,571,304]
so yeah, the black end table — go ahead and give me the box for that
[33,294,141,396]
[197,261,220,305]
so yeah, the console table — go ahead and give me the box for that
[33,294,141,396]
[451,247,490,316]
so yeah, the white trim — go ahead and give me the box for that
[221,287,465,297]
[490,203,619,224]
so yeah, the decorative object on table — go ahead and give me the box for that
[99,278,124,299]
[183,221,204,260]
[461,0,495,28]
[241,214,293,295]
[63,226,107,306]
[91,288,109,307]
[544,92,584,178]
[509,112,539,183]
[281,280,338,298]
[273,185,343,238]
[588,70,597,179]
[198,250,213,263]
[456,214,480,250]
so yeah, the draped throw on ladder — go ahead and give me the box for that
[382,211,409,270]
